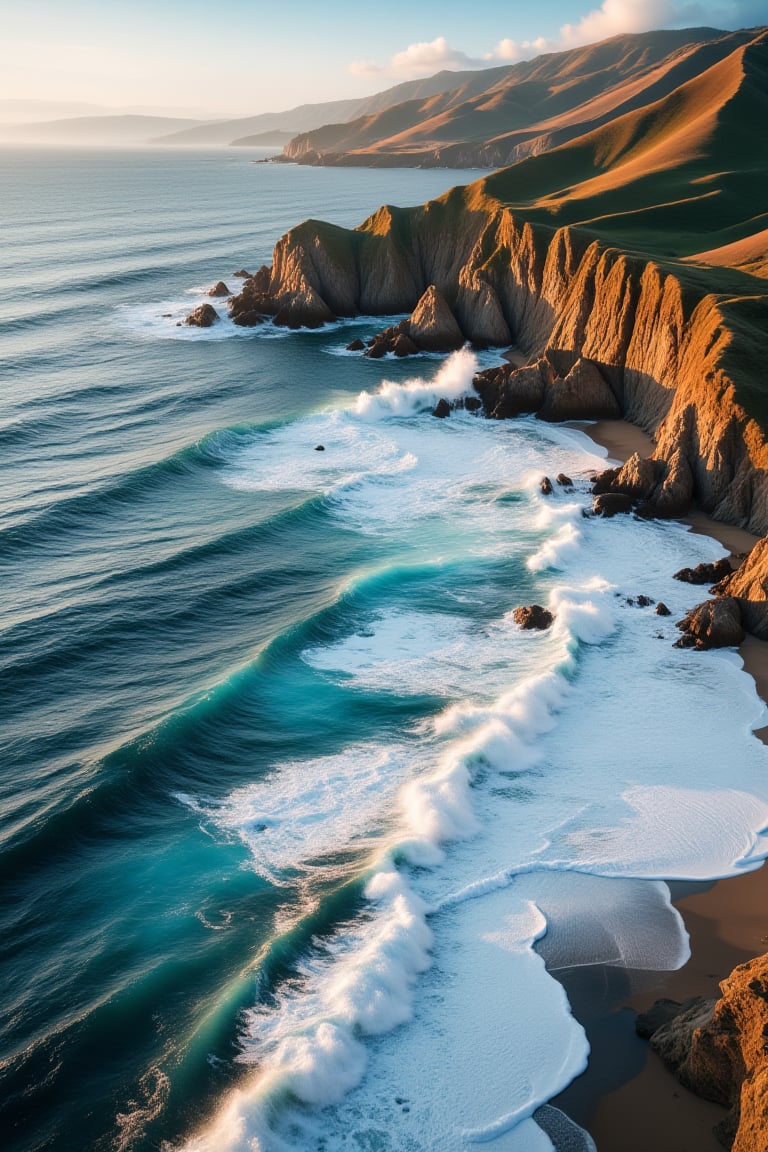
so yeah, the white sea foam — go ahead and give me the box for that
[186,356,768,1151]
[178,746,416,880]
[353,346,477,418]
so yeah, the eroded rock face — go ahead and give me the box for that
[408,285,465,351]
[513,605,554,630]
[185,303,219,327]
[538,356,621,422]
[675,597,744,649]
[474,361,548,418]
[639,953,768,1152]
[714,536,768,639]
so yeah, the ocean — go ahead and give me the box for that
[2,146,768,1152]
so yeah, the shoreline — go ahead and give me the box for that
[555,418,768,1151]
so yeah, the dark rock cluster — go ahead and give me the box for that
[474,349,620,422]
[589,449,694,520]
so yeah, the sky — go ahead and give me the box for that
[0,0,766,119]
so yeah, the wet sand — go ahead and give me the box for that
[556,419,768,1151]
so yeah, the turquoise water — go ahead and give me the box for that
[3,148,768,1152]
[1,149,497,1151]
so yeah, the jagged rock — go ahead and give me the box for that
[513,605,554,630]
[540,476,553,495]
[613,453,660,499]
[592,466,622,496]
[674,559,732,584]
[408,285,464,352]
[588,452,693,519]
[636,594,654,607]
[185,303,219,327]
[654,447,694,516]
[393,333,419,357]
[366,339,386,359]
[346,338,365,352]
[593,493,633,517]
[641,954,768,1152]
[432,398,451,418]
[714,537,768,639]
[556,473,573,487]
[208,281,231,298]
[475,362,548,419]
[538,357,621,422]
[675,597,744,649]
[233,269,252,278]
[656,602,671,616]
[249,266,272,293]
[456,272,512,347]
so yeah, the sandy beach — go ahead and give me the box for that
[558,419,768,1150]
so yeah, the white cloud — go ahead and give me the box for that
[347,36,487,80]
[560,0,686,46]
[346,0,764,80]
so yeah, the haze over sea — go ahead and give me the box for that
[3,147,768,1152]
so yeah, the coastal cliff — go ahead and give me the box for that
[639,954,768,1150]
[230,181,768,534]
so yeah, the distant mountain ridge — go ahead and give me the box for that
[0,114,215,145]
[279,27,761,169]
[152,68,519,147]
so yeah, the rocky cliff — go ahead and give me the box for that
[638,953,768,1150]
[230,177,768,535]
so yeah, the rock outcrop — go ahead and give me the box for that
[674,559,733,585]
[593,492,634,517]
[207,281,231,297]
[713,536,768,638]
[538,356,621,422]
[638,953,768,1151]
[591,450,695,519]
[358,286,466,357]
[408,285,464,351]
[513,605,554,630]
[185,303,219,327]
[675,597,745,649]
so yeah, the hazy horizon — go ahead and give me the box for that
[1,0,766,123]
